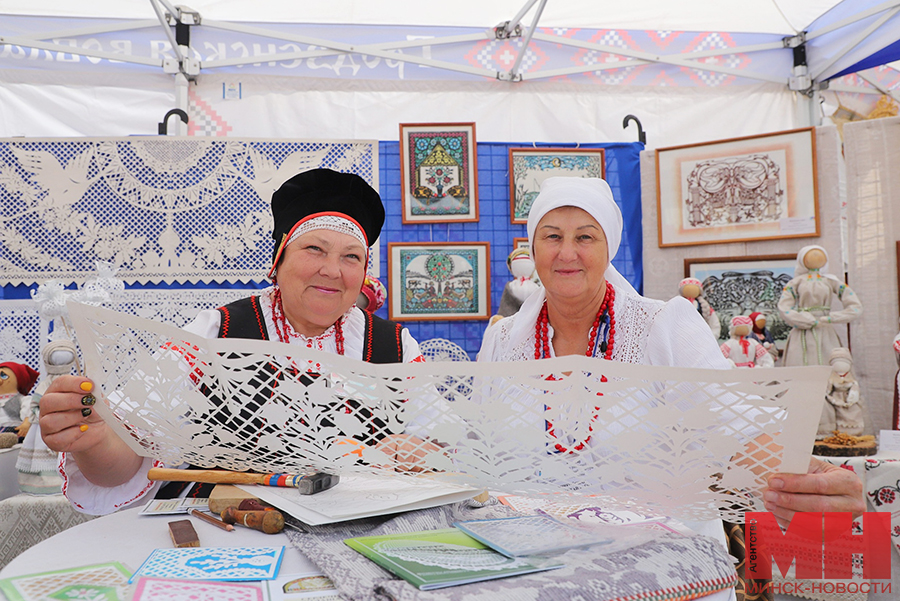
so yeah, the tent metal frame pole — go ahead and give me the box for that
[0,34,162,67]
[148,0,185,64]
[855,71,900,103]
[805,0,900,41]
[24,20,160,40]
[524,32,786,84]
[507,0,542,34]
[199,22,495,77]
[810,5,900,80]
[507,0,546,81]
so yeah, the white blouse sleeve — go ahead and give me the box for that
[645,297,732,370]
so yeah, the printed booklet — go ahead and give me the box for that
[344,528,563,590]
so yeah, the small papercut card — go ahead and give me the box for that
[267,571,339,600]
[131,577,266,601]
[128,547,285,583]
[0,562,131,601]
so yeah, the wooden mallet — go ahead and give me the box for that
[221,506,285,534]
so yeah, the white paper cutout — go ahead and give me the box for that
[69,302,829,523]
[238,474,478,525]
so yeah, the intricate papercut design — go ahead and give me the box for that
[702,269,793,344]
[0,138,376,285]
[69,303,829,523]
[684,154,784,228]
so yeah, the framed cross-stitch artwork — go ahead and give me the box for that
[400,123,478,224]
[388,242,490,321]
[509,147,606,224]
[685,254,795,345]
[657,128,818,247]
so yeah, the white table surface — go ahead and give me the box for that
[0,506,318,578]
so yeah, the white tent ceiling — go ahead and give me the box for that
[1,1,847,33]
[1,1,898,145]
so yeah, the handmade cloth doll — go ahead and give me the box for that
[678,277,721,339]
[819,347,863,438]
[16,340,76,494]
[777,245,862,367]
[0,361,38,443]
[719,316,774,368]
[749,311,779,362]
[357,274,387,313]
[497,248,541,318]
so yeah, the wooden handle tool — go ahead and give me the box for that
[148,468,339,493]
[221,507,285,534]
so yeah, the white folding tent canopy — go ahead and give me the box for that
[2,0,899,145]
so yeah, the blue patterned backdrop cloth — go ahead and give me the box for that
[0,137,642,360]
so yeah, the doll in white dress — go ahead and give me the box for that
[496,248,541,318]
[719,315,774,368]
[679,277,721,340]
[819,347,863,438]
[777,246,862,367]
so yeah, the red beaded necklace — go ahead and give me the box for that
[534,282,616,360]
[535,282,616,454]
[270,287,345,355]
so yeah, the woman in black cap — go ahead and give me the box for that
[39,169,433,515]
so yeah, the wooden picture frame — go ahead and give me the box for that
[657,128,818,247]
[509,147,606,224]
[400,123,478,224]
[685,254,796,344]
[513,237,529,252]
[388,242,490,321]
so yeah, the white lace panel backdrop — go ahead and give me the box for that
[0,138,378,285]
[69,303,829,524]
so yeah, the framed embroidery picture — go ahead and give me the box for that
[685,254,795,345]
[509,147,606,224]
[657,128,819,247]
[400,123,479,223]
[388,242,490,321]
[513,237,529,252]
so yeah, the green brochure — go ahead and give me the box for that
[344,528,563,590]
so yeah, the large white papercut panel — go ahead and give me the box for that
[0,138,377,285]
[69,303,828,523]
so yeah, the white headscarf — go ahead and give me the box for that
[526,177,638,297]
[794,244,841,283]
[496,177,639,355]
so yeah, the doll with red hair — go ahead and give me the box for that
[0,362,39,443]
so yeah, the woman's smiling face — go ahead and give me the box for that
[276,229,367,336]
[532,206,609,303]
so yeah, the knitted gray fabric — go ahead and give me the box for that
[284,502,738,601]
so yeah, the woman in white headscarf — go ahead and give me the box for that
[478,177,863,579]
[479,177,728,368]
[777,245,862,367]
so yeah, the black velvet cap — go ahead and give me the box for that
[270,168,384,263]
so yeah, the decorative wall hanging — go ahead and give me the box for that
[656,128,818,247]
[70,302,830,523]
[509,148,606,224]
[0,137,377,285]
[399,123,478,224]
[388,242,490,321]
[513,237,529,252]
[685,255,795,344]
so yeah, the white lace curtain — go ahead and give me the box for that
[0,137,377,285]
